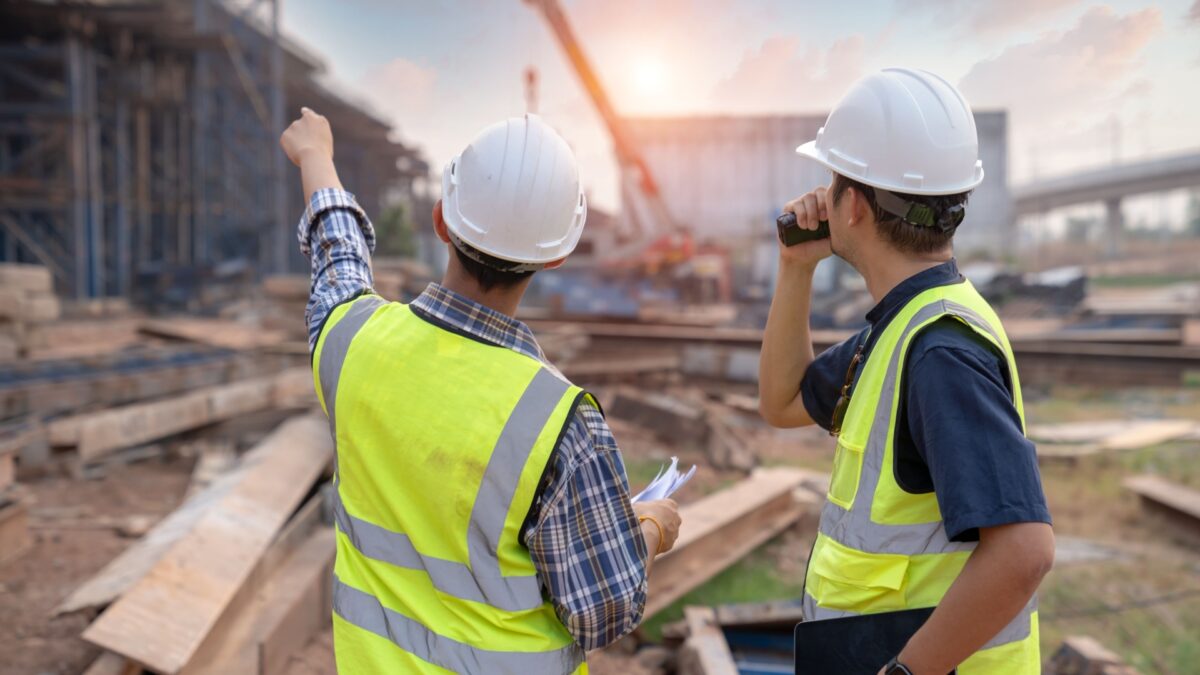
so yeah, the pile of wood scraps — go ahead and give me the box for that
[608,387,762,472]
[68,415,337,675]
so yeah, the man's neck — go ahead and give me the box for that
[440,272,525,319]
[858,249,953,304]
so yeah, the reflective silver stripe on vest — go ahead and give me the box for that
[333,574,584,674]
[804,592,1037,650]
[318,295,388,444]
[807,298,1035,648]
[318,303,573,612]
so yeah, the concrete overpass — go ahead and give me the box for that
[1013,150,1200,254]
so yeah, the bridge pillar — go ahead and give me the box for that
[1104,197,1124,259]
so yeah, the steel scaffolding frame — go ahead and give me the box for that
[0,0,422,300]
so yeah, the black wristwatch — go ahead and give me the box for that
[884,657,914,675]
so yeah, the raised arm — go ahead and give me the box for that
[758,187,833,428]
[281,107,376,349]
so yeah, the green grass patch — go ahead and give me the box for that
[639,541,807,641]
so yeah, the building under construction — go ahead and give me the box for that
[0,0,428,302]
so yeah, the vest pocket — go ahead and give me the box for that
[827,437,865,509]
[811,538,909,613]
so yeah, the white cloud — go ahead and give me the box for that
[709,34,866,113]
[958,6,1162,180]
[899,0,1081,35]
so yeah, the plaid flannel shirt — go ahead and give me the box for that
[297,188,649,650]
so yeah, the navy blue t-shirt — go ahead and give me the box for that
[800,260,1051,542]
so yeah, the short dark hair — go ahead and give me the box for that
[452,243,535,292]
[830,174,970,255]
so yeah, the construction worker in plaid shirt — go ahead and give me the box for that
[281,108,681,674]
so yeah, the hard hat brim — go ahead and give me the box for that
[795,140,985,196]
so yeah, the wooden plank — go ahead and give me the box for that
[84,415,333,674]
[645,467,816,618]
[82,652,139,675]
[55,446,269,615]
[272,367,316,409]
[678,606,738,675]
[141,318,286,351]
[0,499,31,566]
[1124,474,1200,525]
[1100,420,1195,451]
[46,372,289,461]
[0,451,13,492]
[74,390,212,460]
[0,263,53,293]
[180,499,328,675]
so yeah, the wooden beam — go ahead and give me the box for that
[46,369,309,461]
[0,451,13,492]
[141,318,286,351]
[83,415,334,674]
[645,467,818,618]
[0,499,31,565]
[83,652,139,675]
[180,498,329,675]
[678,606,738,675]
[56,442,269,615]
[1124,474,1200,538]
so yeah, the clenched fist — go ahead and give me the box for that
[280,107,334,168]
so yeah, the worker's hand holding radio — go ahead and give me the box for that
[634,499,681,555]
[776,187,833,268]
[281,107,343,200]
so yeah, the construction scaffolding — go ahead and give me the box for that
[0,0,428,301]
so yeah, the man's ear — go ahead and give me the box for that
[544,257,568,270]
[849,187,872,228]
[433,199,451,244]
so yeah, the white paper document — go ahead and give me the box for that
[631,456,697,503]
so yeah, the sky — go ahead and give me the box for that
[283,0,1200,215]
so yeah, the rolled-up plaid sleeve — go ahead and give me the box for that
[295,188,376,350]
[524,401,650,651]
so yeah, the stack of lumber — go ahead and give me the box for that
[73,415,337,675]
[0,263,61,362]
[608,388,759,471]
[45,367,316,467]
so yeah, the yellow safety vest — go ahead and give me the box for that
[803,280,1041,674]
[313,294,589,674]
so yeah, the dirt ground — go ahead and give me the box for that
[0,458,192,675]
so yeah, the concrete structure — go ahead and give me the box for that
[1013,151,1200,256]
[621,112,1013,258]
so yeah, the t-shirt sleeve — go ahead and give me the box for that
[906,323,1052,542]
[800,330,867,432]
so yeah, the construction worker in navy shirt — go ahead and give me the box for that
[759,69,1054,674]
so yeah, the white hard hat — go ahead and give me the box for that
[797,68,984,196]
[441,114,587,270]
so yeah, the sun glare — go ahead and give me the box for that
[632,56,667,94]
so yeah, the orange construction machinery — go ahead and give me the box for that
[523,0,730,304]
